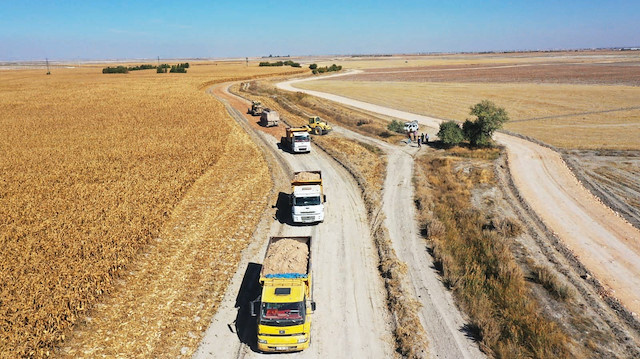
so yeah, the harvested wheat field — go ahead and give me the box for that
[0,62,304,358]
[298,52,640,150]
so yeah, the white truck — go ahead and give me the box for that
[281,127,311,153]
[290,171,325,224]
[260,108,279,127]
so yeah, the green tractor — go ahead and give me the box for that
[306,116,332,135]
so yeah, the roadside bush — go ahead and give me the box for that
[102,66,128,74]
[387,120,405,134]
[311,64,343,75]
[128,64,155,71]
[170,65,187,73]
[463,100,509,147]
[309,63,318,70]
[259,61,284,67]
[437,121,464,146]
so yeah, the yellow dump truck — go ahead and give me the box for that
[251,236,315,352]
[281,127,311,153]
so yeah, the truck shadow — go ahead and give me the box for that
[276,139,296,154]
[273,191,298,226]
[234,262,262,352]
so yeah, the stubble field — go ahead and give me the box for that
[298,52,640,150]
[0,62,303,358]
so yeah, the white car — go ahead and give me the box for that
[404,121,419,132]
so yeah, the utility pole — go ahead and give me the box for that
[46,58,51,75]
[246,57,248,67]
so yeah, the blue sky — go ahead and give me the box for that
[1,1,639,60]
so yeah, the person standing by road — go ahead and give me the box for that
[425,133,429,143]
[417,136,422,148]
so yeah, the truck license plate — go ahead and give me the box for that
[276,346,289,351]
[302,216,314,222]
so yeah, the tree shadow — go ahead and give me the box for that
[459,323,482,343]
[234,262,262,352]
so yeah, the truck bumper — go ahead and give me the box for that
[257,335,310,352]
[293,146,310,153]
[292,213,324,223]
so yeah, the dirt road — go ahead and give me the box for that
[332,125,485,358]
[193,84,394,358]
[278,74,640,316]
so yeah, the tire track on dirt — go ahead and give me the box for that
[193,84,393,358]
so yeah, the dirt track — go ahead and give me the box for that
[277,73,640,317]
[193,84,394,358]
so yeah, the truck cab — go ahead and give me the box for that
[282,127,311,153]
[290,130,310,153]
[255,280,314,352]
[291,184,325,223]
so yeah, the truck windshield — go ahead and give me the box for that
[260,301,305,326]
[293,196,321,206]
[294,135,309,142]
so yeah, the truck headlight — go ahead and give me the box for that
[258,339,267,344]
[297,337,308,344]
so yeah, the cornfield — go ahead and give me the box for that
[0,62,303,358]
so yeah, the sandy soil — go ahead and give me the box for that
[278,73,640,318]
[192,84,394,358]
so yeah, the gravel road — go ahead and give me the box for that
[193,84,394,358]
[278,72,640,317]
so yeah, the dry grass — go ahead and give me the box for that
[414,152,570,358]
[530,265,573,302]
[0,63,302,358]
[296,79,640,150]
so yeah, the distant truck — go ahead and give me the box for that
[260,108,279,127]
[306,116,332,135]
[252,236,316,353]
[248,100,265,116]
[290,171,325,223]
[281,127,311,153]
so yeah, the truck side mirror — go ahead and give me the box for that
[323,195,327,203]
[311,302,316,311]
[250,301,259,317]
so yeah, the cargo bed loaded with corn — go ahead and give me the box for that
[251,236,315,353]
[290,171,325,224]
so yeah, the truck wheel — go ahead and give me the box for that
[314,127,322,135]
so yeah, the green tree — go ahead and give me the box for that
[387,120,405,134]
[464,100,509,146]
[309,63,317,70]
[437,121,464,146]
